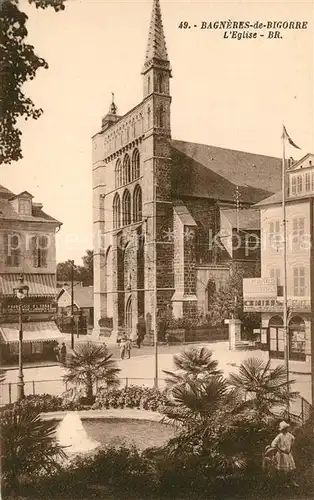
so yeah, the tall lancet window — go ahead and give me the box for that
[158,74,163,93]
[123,154,131,184]
[133,185,142,222]
[147,75,151,95]
[113,193,121,229]
[122,189,131,226]
[157,106,164,128]
[147,106,151,129]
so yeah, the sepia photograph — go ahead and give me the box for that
[0,0,313,498]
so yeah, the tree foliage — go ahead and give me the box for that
[163,347,222,388]
[0,405,66,490]
[0,0,66,164]
[228,357,298,419]
[57,250,93,286]
[207,267,260,327]
[62,342,121,400]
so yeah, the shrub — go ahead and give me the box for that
[93,385,167,412]
[1,393,84,415]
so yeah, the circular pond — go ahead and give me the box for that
[81,417,175,451]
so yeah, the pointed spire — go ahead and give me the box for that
[142,0,171,74]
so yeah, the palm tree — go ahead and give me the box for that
[1,406,66,493]
[163,347,222,387]
[228,357,298,419]
[162,375,237,426]
[62,342,121,400]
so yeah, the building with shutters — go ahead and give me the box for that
[0,184,64,363]
[244,153,314,366]
[92,0,284,341]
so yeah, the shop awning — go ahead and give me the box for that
[0,322,65,343]
[0,274,57,297]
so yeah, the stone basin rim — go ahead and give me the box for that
[40,408,164,422]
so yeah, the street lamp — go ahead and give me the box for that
[13,274,29,401]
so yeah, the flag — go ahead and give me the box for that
[282,125,301,149]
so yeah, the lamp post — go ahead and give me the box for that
[13,274,29,401]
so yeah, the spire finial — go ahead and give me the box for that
[142,0,171,74]
[109,92,117,115]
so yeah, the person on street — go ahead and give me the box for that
[53,342,60,362]
[60,342,67,363]
[136,316,146,348]
[119,336,127,360]
[271,421,298,487]
[125,337,132,359]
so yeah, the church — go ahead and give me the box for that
[92,0,282,340]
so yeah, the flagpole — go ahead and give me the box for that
[282,126,290,416]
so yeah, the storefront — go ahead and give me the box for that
[0,321,65,363]
[243,278,311,364]
[0,274,65,364]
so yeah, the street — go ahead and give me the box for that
[0,342,311,410]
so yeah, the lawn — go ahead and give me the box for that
[82,418,175,450]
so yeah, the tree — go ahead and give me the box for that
[62,342,120,401]
[0,0,66,164]
[77,249,93,286]
[56,259,78,284]
[228,357,298,419]
[163,347,222,388]
[208,267,260,328]
[57,250,93,286]
[1,406,66,493]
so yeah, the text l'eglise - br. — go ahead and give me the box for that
[178,20,309,40]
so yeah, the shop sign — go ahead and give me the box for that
[243,278,277,298]
[244,298,311,313]
[1,297,57,315]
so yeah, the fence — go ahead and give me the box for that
[0,379,311,426]
[0,377,167,407]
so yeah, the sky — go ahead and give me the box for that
[1,0,313,264]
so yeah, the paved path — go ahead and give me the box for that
[0,342,311,407]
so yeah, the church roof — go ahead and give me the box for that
[171,140,282,204]
[144,0,169,65]
[220,208,260,230]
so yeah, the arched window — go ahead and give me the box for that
[205,280,216,311]
[133,185,142,223]
[115,159,122,187]
[289,316,306,361]
[158,74,163,93]
[113,193,121,229]
[268,315,284,358]
[147,75,151,95]
[123,154,131,185]
[122,189,131,226]
[132,119,136,138]
[147,106,151,129]
[132,149,140,180]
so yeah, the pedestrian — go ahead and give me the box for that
[271,421,298,487]
[136,316,146,348]
[125,337,132,359]
[53,342,60,362]
[119,336,126,360]
[60,342,67,363]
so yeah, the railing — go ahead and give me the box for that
[0,379,311,426]
[287,394,312,425]
[0,377,167,406]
